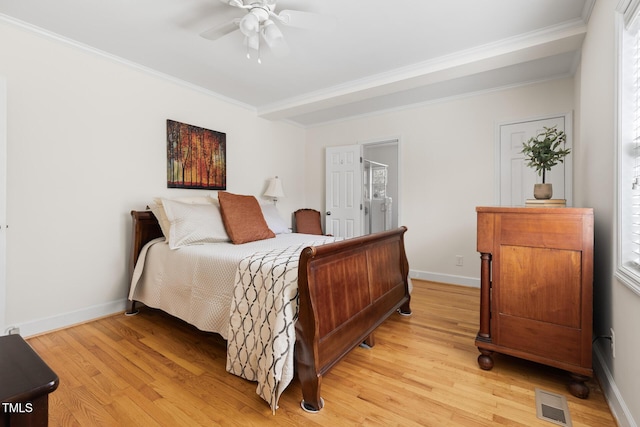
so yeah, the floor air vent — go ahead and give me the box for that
[535,388,572,427]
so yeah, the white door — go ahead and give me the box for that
[0,77,6,333]
[325,145,362,238]
[498,114,572,206]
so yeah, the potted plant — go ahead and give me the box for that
[521,126,571,199]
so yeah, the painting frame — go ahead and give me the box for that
[166,119,226,190]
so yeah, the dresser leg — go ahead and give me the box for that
[477,349,494,370]
[568,373,590,399]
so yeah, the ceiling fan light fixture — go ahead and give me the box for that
[245,34,260,51]
[204,0,331,60]
[239,12,260,37]
[262,19,283,46]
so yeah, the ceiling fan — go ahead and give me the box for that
[200,0,335,63]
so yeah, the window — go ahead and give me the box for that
[617,0,640,296]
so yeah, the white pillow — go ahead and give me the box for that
[260,204,291,234]
[150,196,216,240]
[161,198,230,249]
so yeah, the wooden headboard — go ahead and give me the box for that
[129,210,163,280]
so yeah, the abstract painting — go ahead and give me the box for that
[166,119,226,190]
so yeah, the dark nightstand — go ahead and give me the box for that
[0,334,59,427]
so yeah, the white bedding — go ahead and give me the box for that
[129,233,336,339]
[128,233,337,411]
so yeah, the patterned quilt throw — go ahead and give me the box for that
[226,240,334,413]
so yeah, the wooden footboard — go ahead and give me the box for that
[295,227,411,412]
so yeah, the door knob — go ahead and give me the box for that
[326,211,331,215]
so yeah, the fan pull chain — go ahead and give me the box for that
[245,35,262,64]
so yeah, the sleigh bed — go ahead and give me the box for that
[127,196,411,413]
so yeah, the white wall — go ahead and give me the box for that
[305,79,575,285]
[577,1,639,426]
[0,22,307,335]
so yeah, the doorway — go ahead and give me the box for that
[363,159,391,234]
[363,140,399,233]
[324,139,400,237]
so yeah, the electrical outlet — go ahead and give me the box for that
[610,328,616,358]
[5,326,20,335]
[455,255,463,266]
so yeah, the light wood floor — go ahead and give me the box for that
[27,280,616,426]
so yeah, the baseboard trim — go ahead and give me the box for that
[593,342,638,427]
[4,272,478,337]
[7,299,128,338]
[409,269,480,288]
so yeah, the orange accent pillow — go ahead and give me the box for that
[218,191,276,244]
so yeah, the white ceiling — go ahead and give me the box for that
[0,0,592,127]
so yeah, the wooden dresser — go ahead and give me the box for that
[475,206,594,398]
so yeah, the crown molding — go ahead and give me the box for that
[0,14,256,114]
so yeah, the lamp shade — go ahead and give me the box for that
[264,176,285,199]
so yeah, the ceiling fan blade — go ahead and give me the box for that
[219,0,244,7]
[277,10,337,31]
[200,19,240,41]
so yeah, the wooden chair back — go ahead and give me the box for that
[294,209,324,235]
